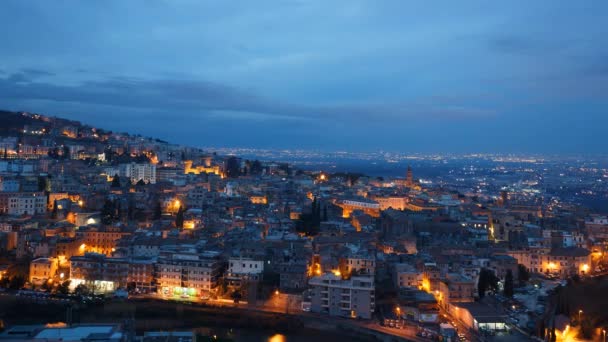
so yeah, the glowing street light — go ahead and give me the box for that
[579,309,583,323]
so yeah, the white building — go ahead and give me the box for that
[121,162,156,184]
[7,192,47,216]
[156,252,222,298]
[309,273,375,319]
[226,257,264,286]
[105,163,157,184]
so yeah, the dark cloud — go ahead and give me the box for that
[20,68,55,77]
[0,72,493,123]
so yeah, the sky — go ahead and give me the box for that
[0,1,607,153]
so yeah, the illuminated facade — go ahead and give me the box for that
[69,253,129,293]
[77,226,130,256]
[372,196,408,211]
[335,199,380,218]
[183,160,221,176]
[29,257,59,285]
[156,252,222,298]
[508,247,592,278]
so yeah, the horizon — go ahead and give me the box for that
[1,1,607,153]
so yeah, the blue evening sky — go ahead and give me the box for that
[0,1,607,153]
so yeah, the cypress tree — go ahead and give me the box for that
[175,206,184,228]
[504,269,514,297]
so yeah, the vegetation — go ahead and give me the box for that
[517,264,530,286]
[175,206,184,228]
[477,268,499,298]
[295,197,322,236]
[503,269,514,297]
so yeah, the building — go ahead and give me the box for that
[393,263,422,289]
[128,257,156,293]
[309,273,375,319]
[77,226,131,256]
[397,288,439,323]
[226,257,264,287]
[106,163,156,184]
[335,198,380,218]
[69,253,129,293]
[0,192,47,216]
[156,252,222,298]
[29,257,59,285]
[508,247,592,278]
[0,324,124,342]
[437,273,476,305]
[340,254,376,276]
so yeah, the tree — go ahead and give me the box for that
[0,276,9,288]
[62,145,70,160]
[231,290,242,304]
[477,268,499,298]
[9,275,25,290]
[504,269,514,298]
[175,206,184,228]
[101,199,115,225]
[127,202,134,221]
[517,264,530,286]
[111,174,121,188]
[75,283,91,296]
[136,179,146,186]
[153,202,162,220]
[225,156,241,178]
[323,205,328,222]
[57,280,71,295]
[250,160,263,175]
[51,200,58,219]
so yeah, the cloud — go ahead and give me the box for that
[0,71,494,123]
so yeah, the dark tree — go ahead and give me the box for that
[477,268,499,298]
[153,202,162,220]
[62,145,70,159]
[175,206,184,228]
[517,264,530,286]
[9,275,25,289]
[75,283,91,296]
[37,176,47,192]
[504,269,514,298]
[104,147,113,163]
[101,199,115,225]
[225,156,241,178]
[57,280,71,295]
[250,160,263,175]
[136,179,146,186]
[51,200,58,219]
[111,174,121,188]
[231,290,242,304]
[127,202,134,220]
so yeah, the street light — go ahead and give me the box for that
[578,309,583,323]
[602,329,606,342]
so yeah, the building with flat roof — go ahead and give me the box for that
[309,273,375,319]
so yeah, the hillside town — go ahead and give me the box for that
[0,111,607,342]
